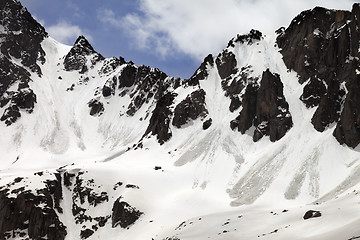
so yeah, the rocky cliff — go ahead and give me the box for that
[1,1,360,239]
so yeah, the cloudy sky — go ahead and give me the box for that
[19,0,354,78]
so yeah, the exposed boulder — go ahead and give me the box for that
[202,118,212,130]
[303,210,321,220]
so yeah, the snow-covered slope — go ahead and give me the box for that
[0,0,360,239]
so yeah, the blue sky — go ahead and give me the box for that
[19,0,354,79]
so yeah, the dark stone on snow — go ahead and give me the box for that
[144,92,176,145]
[172,89,208,128]
[112,197,143,228]
[202,118,212,130]
[125,184,139,189]
[303,210,321,220]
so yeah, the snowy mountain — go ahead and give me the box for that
[0,0,360,239]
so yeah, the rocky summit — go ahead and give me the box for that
[0,0,360,239]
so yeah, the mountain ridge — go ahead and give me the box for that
[0,0,360,239]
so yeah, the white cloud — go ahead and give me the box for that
[46,20,93,45]
[99,0,354,61]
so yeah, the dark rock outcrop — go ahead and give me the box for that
[144,92,176,144]
[88,99,104,116]
[102,76,117,97]
[112,197,143,228]
[303,210,321,220]
[172,89,208,128]
[64,35,104,72]
[0,0,47,75]
[0,176,67,240]
[216,50,237,80]
[231,70,292,142]
[333,77,360,148]
[277,3,360,147]
[187,54,214,86]
[80,229,94,239]
[253,70,293,142]
[230,82,258,133]
[222,65,255,113]
[227,29,263,48]
[202,118,212,130]
[0,0,47,125]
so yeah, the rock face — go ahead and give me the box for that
[253,70,293,142]
[144,92,176,145]
[231,69,293,142]
[277,3,360,147]
[188,54,214,85]
[112,197,143,228]
[0,175,66,240]
[0,0,46,125]
[0,169,144,240]
[172,89,208,128]
[64,35,104,73]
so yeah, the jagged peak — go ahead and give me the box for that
[287,6,350,30]
[73,35,96,53]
